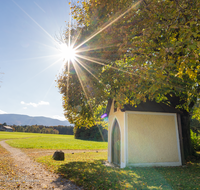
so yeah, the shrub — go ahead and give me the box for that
[191,129,200,151]
[74,125,108,141]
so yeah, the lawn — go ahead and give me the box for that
[0,132,108,150]
[0,131,41,140]
[1,131,200,189]
[36,152,200,190]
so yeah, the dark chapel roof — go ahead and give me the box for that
[106,99,180,117]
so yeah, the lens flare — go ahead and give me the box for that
[60,43,76,61]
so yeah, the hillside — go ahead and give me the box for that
[0,114,72,126]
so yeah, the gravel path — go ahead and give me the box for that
[0,140,83,190]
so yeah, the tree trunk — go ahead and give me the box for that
[180,112,193,160]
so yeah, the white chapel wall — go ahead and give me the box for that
[127,112,182,166]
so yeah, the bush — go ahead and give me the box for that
[191,130,200,151]
[74,125,108,141]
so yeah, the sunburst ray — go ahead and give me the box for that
[76,44,116,53]
[12,0,59,46]
[76,54,138,76]
[74,57,104,85]
[74,0,142,50]
[71,60,90,101]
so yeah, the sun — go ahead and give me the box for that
[60,43,76,62]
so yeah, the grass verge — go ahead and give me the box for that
[0,145,17,176]
[35,152,200,190]
[0,132,107,150]
[0,145,18,189]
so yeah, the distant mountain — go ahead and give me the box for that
[0,114,73,126]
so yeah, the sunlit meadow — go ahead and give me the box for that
[0,132,107,150]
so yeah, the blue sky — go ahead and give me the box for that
[0,0,72,121]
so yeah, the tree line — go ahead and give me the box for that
[10,124,74,135]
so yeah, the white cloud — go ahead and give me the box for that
[0,110,7,114]
[23,107,27,110]
[21,101,50,108]
[52,115,66,121]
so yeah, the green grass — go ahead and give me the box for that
[2,132,200,189]
[0,132,108,150]
[36,152,200,190]
[0,131,41,140]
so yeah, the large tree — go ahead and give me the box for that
[57,0,200,158]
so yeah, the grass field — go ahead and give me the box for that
[0,132,108,150]
[0,131,41,140]
[1,131,200,189]
[36,152,200,190]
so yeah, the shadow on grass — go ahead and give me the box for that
[56,159,200,190]
[57,160,142,189]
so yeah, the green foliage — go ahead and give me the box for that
[37,152,200,190]
[11,125,74,135]
[60,0,200,120]
[191,129,200,151]
[58,0,200,157]
[57,69,108,128]
[192,103,200,122]
[190,118,200,151]
[74,0,200,154]
[191,118,200,133]
[74,125,108,141]
[54,125,74,135]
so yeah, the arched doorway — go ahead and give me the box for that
[111,120,121,166]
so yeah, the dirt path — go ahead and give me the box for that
[0,140,83,190]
